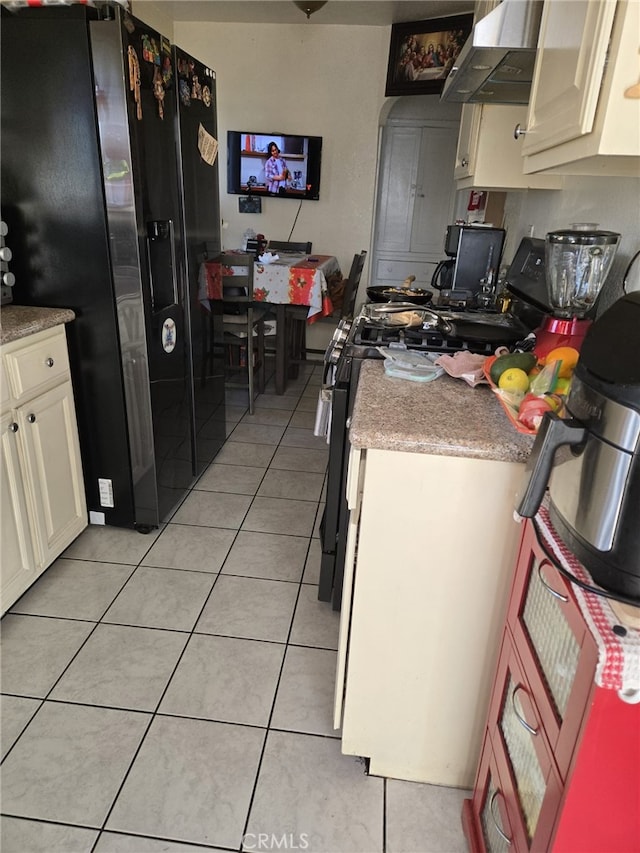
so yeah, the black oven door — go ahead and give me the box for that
[318,354,354,608]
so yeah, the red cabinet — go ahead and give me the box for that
[462,519,640,852]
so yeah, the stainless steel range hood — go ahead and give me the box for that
[441,0,543,105]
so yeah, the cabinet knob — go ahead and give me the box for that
[460,157,469,168]
[27,413,36,423]
[9,421,19,433]
[45,357,55,368]
[0,246,12,262]
[513,123,527,140]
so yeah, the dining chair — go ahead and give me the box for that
[338,250,367,318]
[218,252,266,414]
[268,240,312,254]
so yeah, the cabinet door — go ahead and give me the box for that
[522,0,617,155]
[508,520,597,779]
[455,104,481,180]
[0,409,36,610]
[374,125,422,253]
[18,381,87,569]
[410,124,458,255]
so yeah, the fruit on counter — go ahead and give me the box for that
[498,367,530,393]
[541,346,580,378]
[489,351,538,385]
[517,393,556,430]
[554,377,572,395]
[545,392,567,415]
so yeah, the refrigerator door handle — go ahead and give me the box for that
[146,219,178,312]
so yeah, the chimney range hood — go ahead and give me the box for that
[441,0,543,105]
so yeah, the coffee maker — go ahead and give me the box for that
[431,224,506,303]
[506,227,620,357]
[516,292,640,604]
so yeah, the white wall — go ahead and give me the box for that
[172,21,389,273]
[133,3,640,339]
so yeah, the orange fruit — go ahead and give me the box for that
[544,346,580,379]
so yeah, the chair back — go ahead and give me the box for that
[219,252,254,302]
[340,250,367,318]
[268,240,312,254]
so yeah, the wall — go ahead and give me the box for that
[133,4,392,349]
[503,175,640,311]
[170,21,388,274]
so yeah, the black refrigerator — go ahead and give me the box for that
[1,4,226,529]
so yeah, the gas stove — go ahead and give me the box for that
[325,306,515,365]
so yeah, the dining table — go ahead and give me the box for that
[200,252,341,394]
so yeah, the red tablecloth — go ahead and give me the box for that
[200,253,339,322]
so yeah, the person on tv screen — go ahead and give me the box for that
[265,142,289,194]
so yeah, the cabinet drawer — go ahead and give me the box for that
[4,327,70,401]
[487,633,563,851]
[507,520,597,780]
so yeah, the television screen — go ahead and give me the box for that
[227,131,322,200]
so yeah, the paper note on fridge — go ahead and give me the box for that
[198,124,218,166]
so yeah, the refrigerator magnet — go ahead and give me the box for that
[202,86,211,108]
[162,318,176,354]
[153,67,165,119]
[179,79,191,106]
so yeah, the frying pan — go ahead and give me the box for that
[366,285,433,305]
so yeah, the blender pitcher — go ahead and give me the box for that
[545,226,620,319]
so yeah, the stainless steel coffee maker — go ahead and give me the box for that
[516,292,640,604]
[430,224,505,302]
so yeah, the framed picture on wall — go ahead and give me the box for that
[385,15,473,97]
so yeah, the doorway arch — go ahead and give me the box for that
[371,95,462,292]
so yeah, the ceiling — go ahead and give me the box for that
[136,1,475,27]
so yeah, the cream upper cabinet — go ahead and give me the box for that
[454,103,563,190]
[1,324,87,613]
[522,0,640,175]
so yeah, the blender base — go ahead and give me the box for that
[533,316,592,359]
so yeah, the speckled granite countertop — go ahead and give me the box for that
[1,305,75,345]
[349,360,535,463]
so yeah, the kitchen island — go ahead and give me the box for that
[334,360,534,788]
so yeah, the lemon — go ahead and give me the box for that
[544,346,580,379]
[498,367,530,393]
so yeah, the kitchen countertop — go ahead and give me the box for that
[349,360,535,463]
[1,305,76,345]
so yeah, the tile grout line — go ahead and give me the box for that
[94,365,324,850]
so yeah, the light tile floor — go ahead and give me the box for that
[0,362,470,853]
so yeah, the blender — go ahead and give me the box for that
[534,225,620,358]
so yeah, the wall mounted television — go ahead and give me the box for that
[227,131,322,200]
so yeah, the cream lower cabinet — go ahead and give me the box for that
[522,0,640,176]
[1,325,87,612]
[334,446,525,788]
